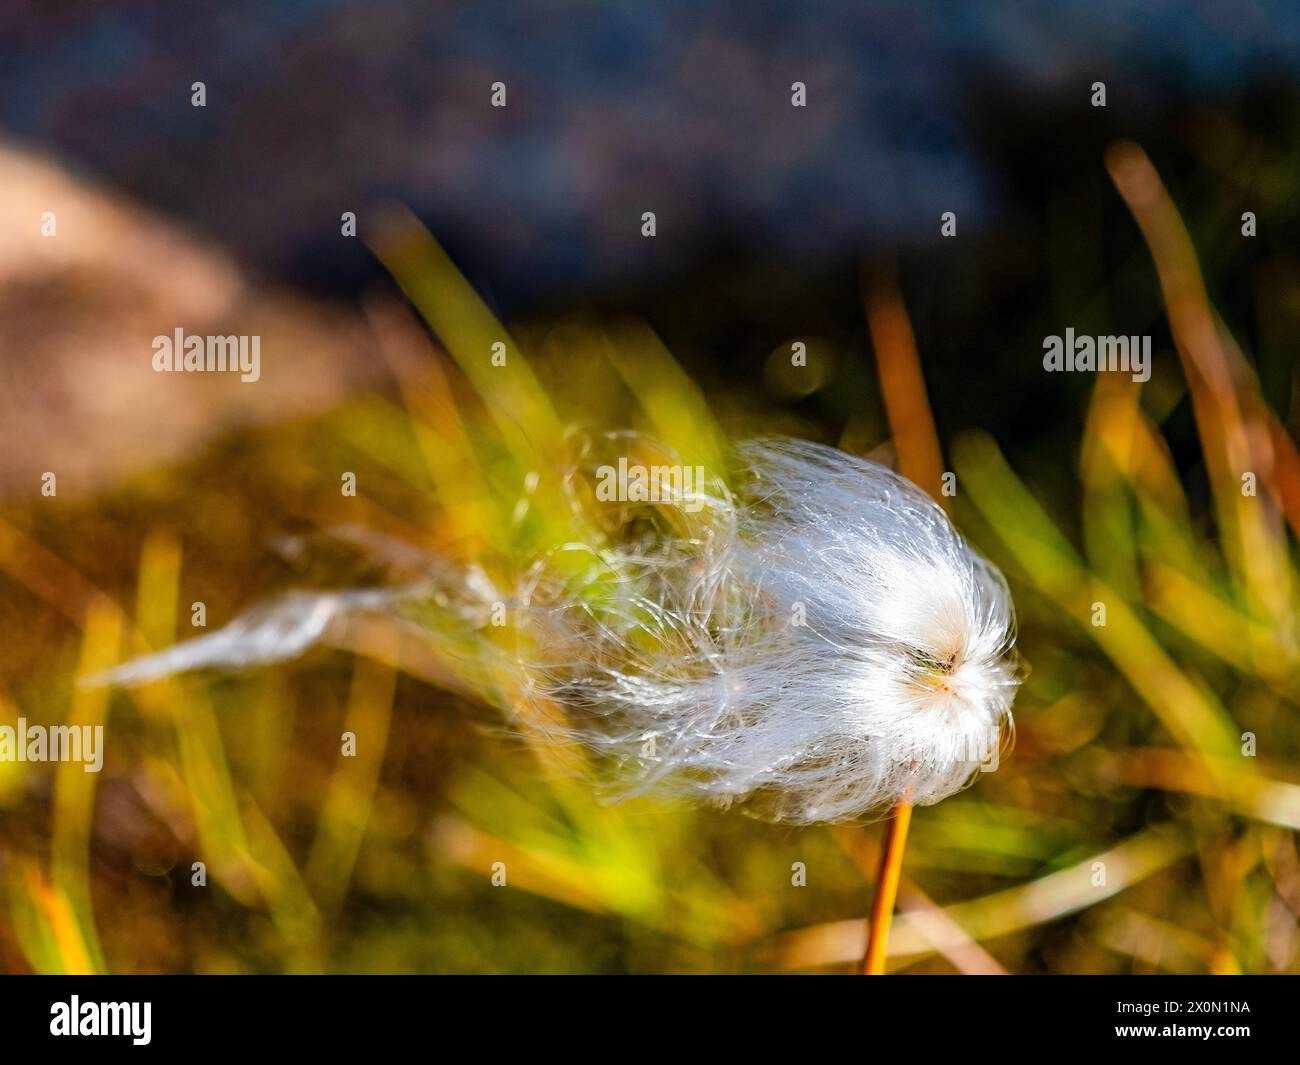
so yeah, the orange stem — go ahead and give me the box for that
[861,802,913,974]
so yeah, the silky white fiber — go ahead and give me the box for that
[91,437,1021,825]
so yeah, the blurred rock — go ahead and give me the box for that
[5,2,1299,308]
[0,143,385,497]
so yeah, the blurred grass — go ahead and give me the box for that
[0,141,1297,974]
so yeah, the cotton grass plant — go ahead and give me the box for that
[94,438,1019,824]
[86,207,1023,973]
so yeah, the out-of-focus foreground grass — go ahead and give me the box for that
[1,141,1298,974]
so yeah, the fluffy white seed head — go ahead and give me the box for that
[521,438,1021,824]
[89,436,1021,827]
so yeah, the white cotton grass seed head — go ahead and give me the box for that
[87,434,1021,828]
[522,437,1021,825]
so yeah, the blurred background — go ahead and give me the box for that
[1,1,1298,973]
